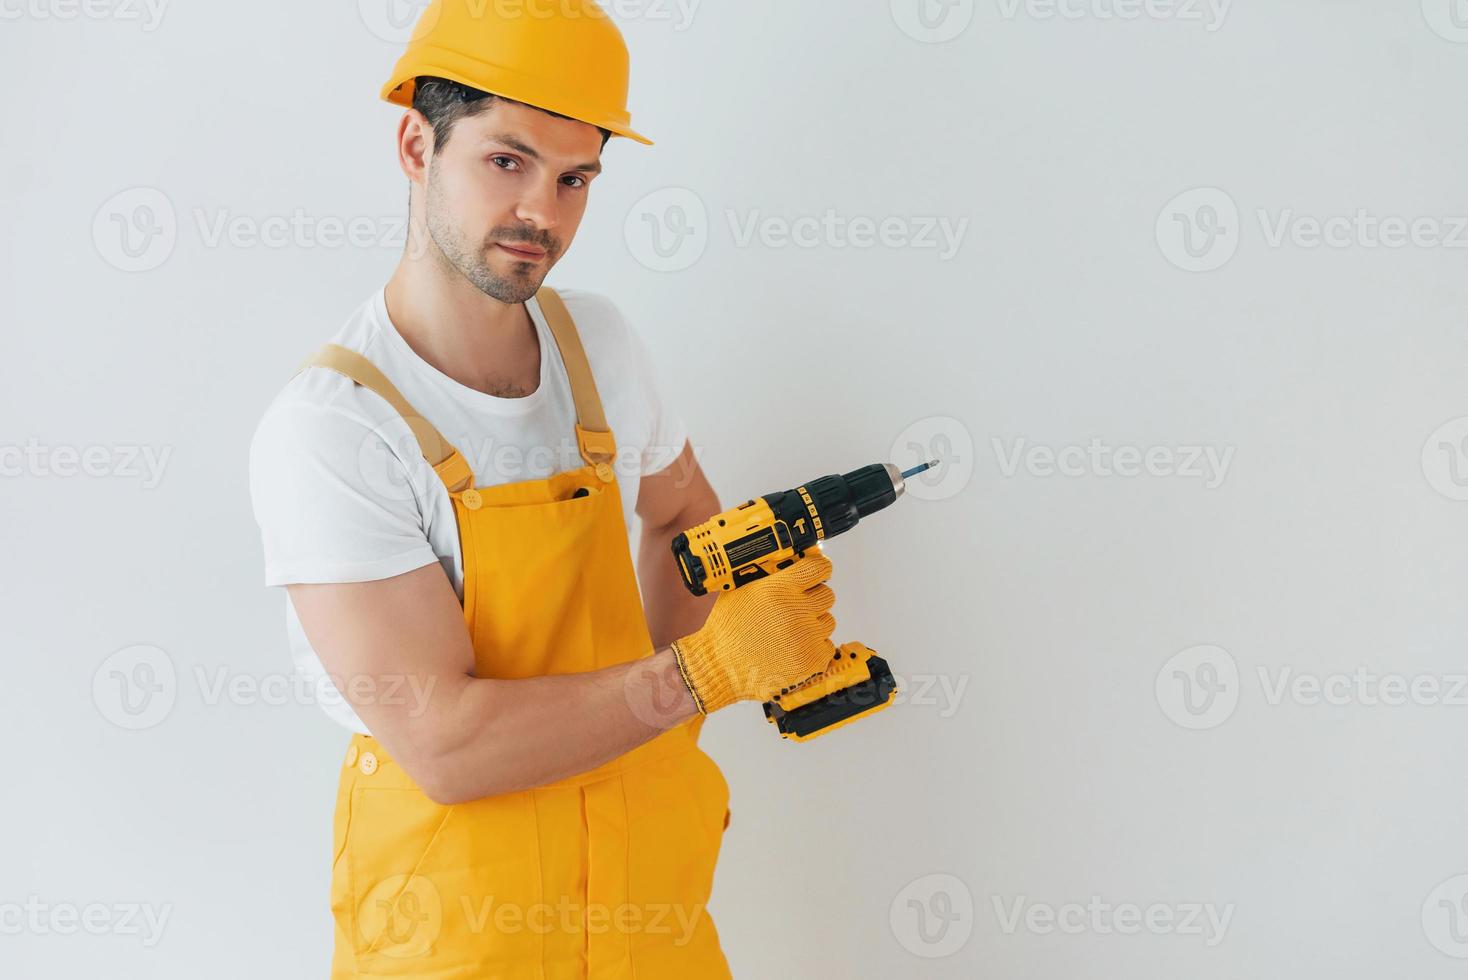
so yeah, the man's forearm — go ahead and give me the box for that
[413,646,698,805]
[417,506,720,804]
[639,509,719,648]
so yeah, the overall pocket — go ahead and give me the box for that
[344,786,547,975]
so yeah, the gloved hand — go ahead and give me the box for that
[669,551,838,714]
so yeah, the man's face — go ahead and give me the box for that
[421,99,604,304]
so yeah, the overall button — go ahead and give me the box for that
[595,462,614,483]
[460,489,483,510]
[345,745,359,768]
[358,752,379,776]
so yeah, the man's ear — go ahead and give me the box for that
[397,109,434,185]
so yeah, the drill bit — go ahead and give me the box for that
[900,459,939,480]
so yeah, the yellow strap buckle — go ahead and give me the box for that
[433,451,474,494]
[576,425,617,479]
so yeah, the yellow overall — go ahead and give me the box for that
[298,288,732,979]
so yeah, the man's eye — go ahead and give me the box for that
[491,155,518,170]
[562,175,586,189]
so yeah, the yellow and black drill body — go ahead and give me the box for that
[671,461,925,741]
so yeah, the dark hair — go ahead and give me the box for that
[411,76,612,151]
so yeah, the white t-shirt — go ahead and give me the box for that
[248,287,689,734]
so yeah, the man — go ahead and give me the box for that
[248,2,839,976]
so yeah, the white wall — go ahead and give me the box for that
[4,1,1468,977]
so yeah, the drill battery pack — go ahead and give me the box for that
[762,642,898,741]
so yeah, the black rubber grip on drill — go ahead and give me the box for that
[841,463,899,519]
[763,473,861,547]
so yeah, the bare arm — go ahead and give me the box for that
[636,440,721,648]
[288,565,697,805]
[288,443,720,806]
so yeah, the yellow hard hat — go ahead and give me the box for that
[380,0,652,146]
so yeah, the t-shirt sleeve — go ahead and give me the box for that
[248,398,441,588]
[623,313,690,476]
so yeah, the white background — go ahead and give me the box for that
[4,1,1468,977]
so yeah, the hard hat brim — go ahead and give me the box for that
[381,63,653,147]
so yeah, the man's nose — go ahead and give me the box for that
[514,178,561,234]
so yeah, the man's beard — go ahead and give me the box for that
[424,170,557,304]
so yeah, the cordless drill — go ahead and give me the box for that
[671,460,934,741]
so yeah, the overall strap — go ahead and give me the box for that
[294,345,475,493]
[536,286,617,470]
[294,287,613,492]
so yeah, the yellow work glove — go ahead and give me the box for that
[669,551,838,715]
